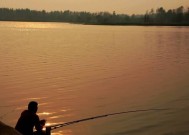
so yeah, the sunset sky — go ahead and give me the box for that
[1,0,189,14]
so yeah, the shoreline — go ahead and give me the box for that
[0,20,189,26]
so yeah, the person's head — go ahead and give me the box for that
[28,101,38,113]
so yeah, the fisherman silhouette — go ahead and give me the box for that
[15,101,46,135]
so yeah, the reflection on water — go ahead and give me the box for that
[52,129,73,135]
[0,21,74,30]
[38,112,53,116]
[0,21,189,135]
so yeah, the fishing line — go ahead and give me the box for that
[47,108,170,131]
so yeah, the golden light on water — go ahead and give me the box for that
[50,114,74,119]
[49,115,62,119]
[13,22,56,29]
[52,133,63,135]
[44,122,63,129]
[60,109,68,112]
[45,122,52,127]
[2,22,76,32]
[52,130,73,135]
[25,97,48,100]
[51,131,65,135]
[38,112,52,116]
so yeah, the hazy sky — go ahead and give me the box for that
[1,0,189,14]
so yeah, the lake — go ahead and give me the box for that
[0,21,189,135]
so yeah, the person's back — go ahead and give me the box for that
[15,110,40,135]
[15,101,45,135]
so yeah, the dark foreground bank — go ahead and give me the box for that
[0,121,21,135]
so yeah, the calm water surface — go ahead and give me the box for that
[0,22,189,135]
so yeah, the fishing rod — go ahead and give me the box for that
[45,108,169,135]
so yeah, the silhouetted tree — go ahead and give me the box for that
[0,6,189,25]
[156,7,166,23]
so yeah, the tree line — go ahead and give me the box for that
[0,6,189,25]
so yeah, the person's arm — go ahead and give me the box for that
[34,115,43,132]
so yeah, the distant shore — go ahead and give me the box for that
[1,20,189,27]
[0,7,189,26]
